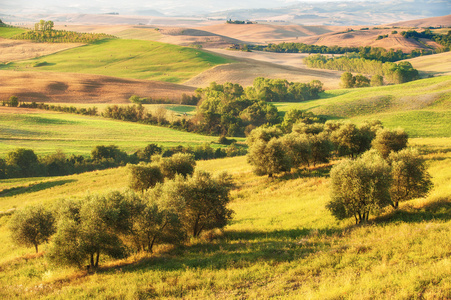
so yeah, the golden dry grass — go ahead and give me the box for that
[299,29,440,52]
[0,38,82,63]
[387,14,451,28]
[184,49,342,89]
[405,51,451,77]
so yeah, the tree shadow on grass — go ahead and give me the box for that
[278,164,333,181]
[99,226,340,276]
[375,197,451,224]
[0,179,77,198]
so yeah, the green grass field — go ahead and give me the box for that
[0,112,238,157]
[0,144,449,299]
[0,26,27,38]
[0,39,231,83]
[276,75,451,138]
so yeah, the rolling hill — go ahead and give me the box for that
[0,39,231,83]
[277,75,451,138]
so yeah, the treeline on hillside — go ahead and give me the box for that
[235,43,434,62]
[304,54,419,84]
[11,21,114,43]
[17,102,98,115]
[401,29,451,51]
[0,141,246,179]
[247,116,432,223]
[9,169,234,268]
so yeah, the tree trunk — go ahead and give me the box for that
[95,251,100,268]
[35,244,39,253]
[90,253,95,268]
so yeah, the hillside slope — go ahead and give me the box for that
[278,76,451,138]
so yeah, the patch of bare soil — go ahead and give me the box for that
[0,71,195,103]
[0,38,83,63]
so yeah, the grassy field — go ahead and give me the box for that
[275,75,451,138]
[0,39,232,83]
[0,111,237,157]
[0,26,27,38]
[0,141,449,299]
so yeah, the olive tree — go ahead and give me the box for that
[128,163,164,192]
[181,171,234,237]
[327,150,392,224]
[9,205,55,253]
[388,148,433,208]
[247,127,290,177]
[128,185,186,252]
[372,128,408,158]
[48,192,130,269]
[154,153,196,179]
[281,132,311,168]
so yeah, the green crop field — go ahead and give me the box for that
[0,112,238,157]
[276,75,451,138]
[0,143,449,298]
[0,26,27,38]
[0,39,232,83]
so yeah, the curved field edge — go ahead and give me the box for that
[0,39,233,83]
[0,144,449,299]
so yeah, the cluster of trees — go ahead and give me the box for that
[2,96,19,107]
[195,79,323,136]
[0,142,246,179]
[12,25,114,43]
[247,115,410,178]
[226,20,254,24]
[33,20,54,31]
[304,54,419,84]
[340,72,383,88]
[9,171,234,268]
[246,116,431,224]
[244,43,432,62]
[244,77,324,102]
[327,148,432,223]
